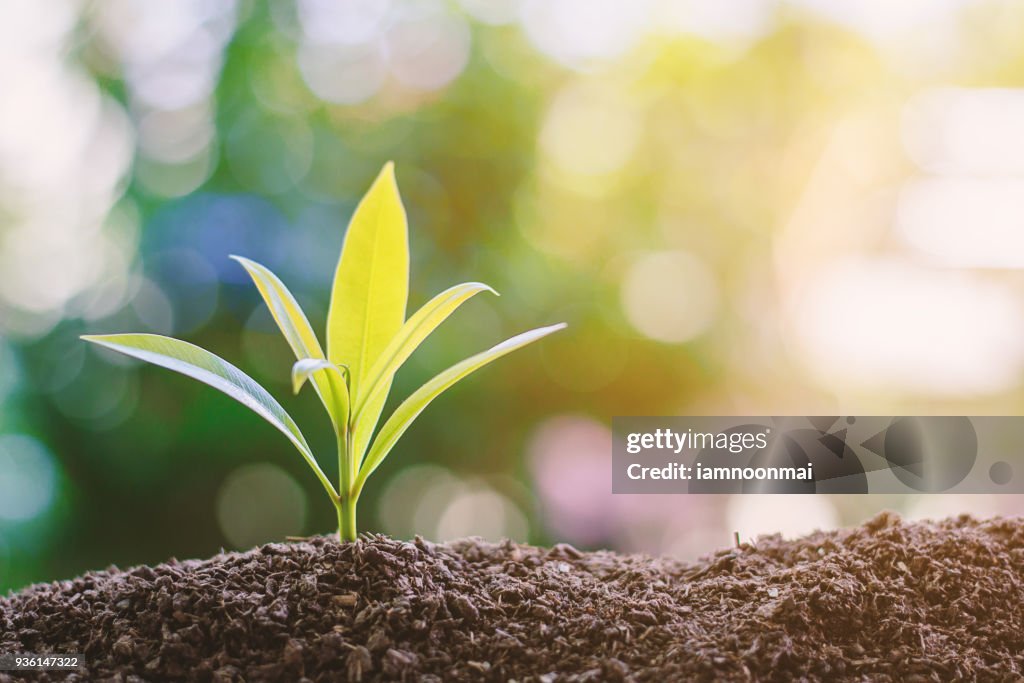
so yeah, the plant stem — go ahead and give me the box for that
[335,395,357,542]
[338,494,357,542]
[335,447,353,542]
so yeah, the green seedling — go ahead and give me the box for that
[83,163,564,542]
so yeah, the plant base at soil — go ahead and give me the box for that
[2,512,1023,681]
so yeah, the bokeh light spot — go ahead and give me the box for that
[541,83,640,180]
[528,415,613,545]
[793,258,1024,394]
[216,463,307,549]
[297,0,391,45]
[378,465,453,539]
[621,251,719,343]
[519,0,651,69]
[896,178,1024,269]
[0,435,58,522]
[298,40,387,105]
[379,464,527,541]
[386,7,471,92]
[436,488,528,542]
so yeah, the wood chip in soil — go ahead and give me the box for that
[2,512,1023,681]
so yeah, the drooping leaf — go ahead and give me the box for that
[291,358,350,431]
[292,358,334,394]
[81,333,338,501]
[230,255,339,422]
[326,161,409,467]
[354,323,566,493]
[352,282,497,424]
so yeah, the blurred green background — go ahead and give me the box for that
[5,0,1024,592]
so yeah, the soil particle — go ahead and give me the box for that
[2,512,1024,681]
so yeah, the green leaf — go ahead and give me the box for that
[82,333,338,501]
[326,161,409,468]
[230,255,339,423]
[352,282,497,425]
[354,323,566,494]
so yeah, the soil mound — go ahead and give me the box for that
[3,512,1023,681]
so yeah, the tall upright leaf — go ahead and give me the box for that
[327,162,409,466]
[81,333,338,501]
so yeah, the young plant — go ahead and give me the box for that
[83,163,564,542]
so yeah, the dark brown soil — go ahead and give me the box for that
[2,512,1023,682]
